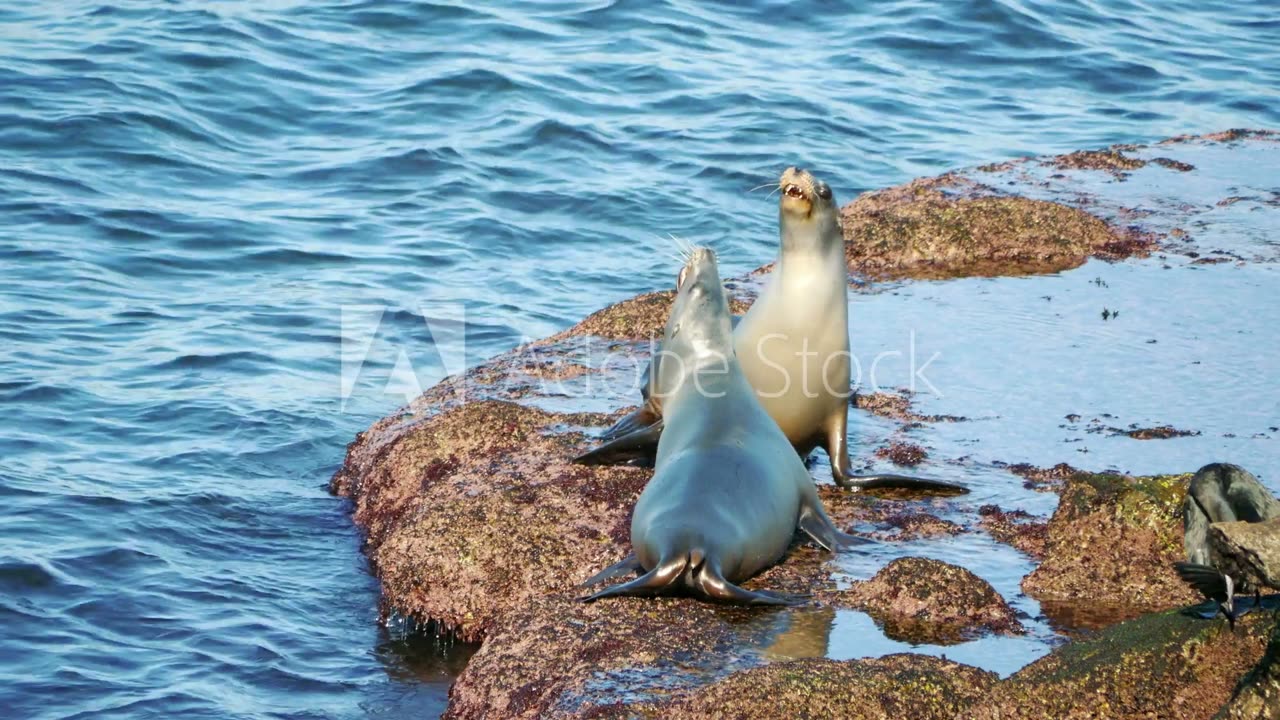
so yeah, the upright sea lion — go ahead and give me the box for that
[577,167,965,494]
[580,247,864,605]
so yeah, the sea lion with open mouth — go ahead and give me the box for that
[579,247,865,605]
[576,168,966,495]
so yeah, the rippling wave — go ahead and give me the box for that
[1,1,1276,717]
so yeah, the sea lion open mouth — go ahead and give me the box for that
[783,183,805,199]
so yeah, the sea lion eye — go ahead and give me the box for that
[677,265,690,289]
[817,183,831,200]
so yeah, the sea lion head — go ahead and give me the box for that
[778,167,842,253]
[665,246,734,364]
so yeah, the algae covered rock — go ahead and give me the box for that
[1217,620,1280,720]
[633,655,998,720]
[1022,469,1200,607]
[842,557,1024,643]
[332,398,652,640]
[974,609,1276,720]
[840,177,1152,280]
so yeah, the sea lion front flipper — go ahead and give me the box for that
[824,407,968,495]
[797,503,869,552]
[840,473,970,495]
[579,553,643,589]
[572,419,664,466]
[596,407,659,444]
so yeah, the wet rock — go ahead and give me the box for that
[332,398,652,641]
[1123,424,1201,440]
[853,388,967,424]
[973,608,1276,720]
[1022,469,1200,607]
[1152,157,1195,172]
[978,504,1048,559]
[1217,620,1280,719]
[874,439,928,466]
[551,291,753,342]
[1082,419,1203,439]
[1162,128,1279,144]
[1049,148,1147,176]
[631,655,999,720]
[444,595,752,719]
[840,177,1152,280]
[553,291,674,342]
[864,510,964,541]
[841,557,1025,643]
[1001,461,1080,492]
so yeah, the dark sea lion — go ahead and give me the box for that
[577,168,965,495]
[579,247,865,605]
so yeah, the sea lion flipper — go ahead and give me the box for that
[839,473,969,496]
[572,419,664,466]
[579,553,642,589]
[695,565,806,606]
[596,406,659,443]
[578,556,684,603]
[797,504,869,552]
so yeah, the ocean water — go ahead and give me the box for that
[1,1,1278,718]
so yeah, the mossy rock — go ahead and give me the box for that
[841,179,1152,280]
[974,609,1275,719]
[1023,470,1200,607]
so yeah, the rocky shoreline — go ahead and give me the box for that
[332,131,1280,718]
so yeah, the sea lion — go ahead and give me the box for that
[577,167,965,494]
[579,246,864,605]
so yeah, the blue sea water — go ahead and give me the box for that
[1,1,1277,718]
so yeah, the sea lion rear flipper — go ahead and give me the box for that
[578,556,683,603]
[695,564,807,606]
[572,419,664,466]
[579,553,642,588]
[797,504,869,552]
